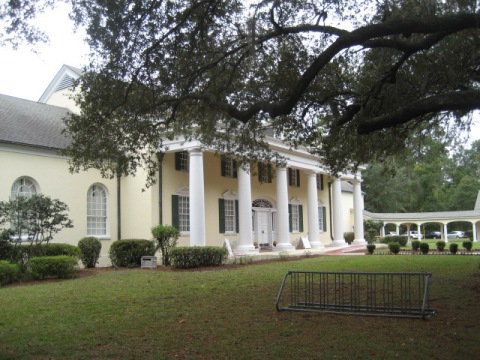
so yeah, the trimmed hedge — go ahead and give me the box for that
[78,237,102,268]
[419,242,430,254]
[381,235,408,247]
[6,243,80,266]
[109,239,156,267]
[344,232,354,245]
[170,246,227,269]
[26,255,78,280]
[388,242,401,254]
[0,260,21,286]
[436,241,446,251]
[462,240,473,251]
[450,243,459,254]
[411,240,421,251]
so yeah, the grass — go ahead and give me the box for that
[1,255,480,359]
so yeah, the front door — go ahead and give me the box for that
[255,210,272,248]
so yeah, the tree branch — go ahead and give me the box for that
[357,90,480,134]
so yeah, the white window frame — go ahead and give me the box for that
[178,195,190,234]
[318,202,325,232]
[87,184,109,239]
[11,177,39,199]
[290,197,301,233]
[222,190,238,235]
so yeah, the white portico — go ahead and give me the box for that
[164,138,365,251]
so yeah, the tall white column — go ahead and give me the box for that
[443,223,449,242]
[331,177,347,246]
[307,171,323,248]
[276,167,294,250]
[189,148,206,247]
[352,179,366,244]
[235,165,257,254]
[473,222,478,242]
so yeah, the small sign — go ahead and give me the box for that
[223,238,234,257]
[299,236,311,249]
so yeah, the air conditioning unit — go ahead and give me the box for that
[141,256,157,269]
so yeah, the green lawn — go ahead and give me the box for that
[1,255,480,359]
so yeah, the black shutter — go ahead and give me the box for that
[175,152,181,171]
[288,204,292,232]
[267,164,272,183]
[322,206,327,232]
[296,170,300,187]
[299,204,304,232]
[172,195,179,229]
[288,168,293,186]
[219,199,225,233]
[235,200,239,232]
[233,160,238,178]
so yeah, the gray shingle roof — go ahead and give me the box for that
[0,94,71,150]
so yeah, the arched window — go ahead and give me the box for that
[11,177,38,199]
[87,184,108,237]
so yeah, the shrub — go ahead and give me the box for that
[0,229,13,261]
[367,229,377,244]
[170,247,227,269]
[465,230,473,240]
[344,232,354,245]
[0,260,21,286]
[78,237,102,268]
[449,243,459,254]
[419,242,430,254]
[462,240,473,251]
[109,239,155,267]
[388,242,401,254]
[366,244,376,254]
[411,240,421,251]
[26,255,78,280]
[151,225,180,266]
[43,243,80,258]
[436,241,446,252]
[381,235,408,247]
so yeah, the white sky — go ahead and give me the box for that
[0,3,478,144]
[0,3,88,102]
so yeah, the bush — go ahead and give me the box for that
[381,235,408,247]
[344,232,355,245]
[151,225,180,266]
[436,241,446,251]
[78,237,102,268]
[26,255,78,280]
[465,230,473,240]
[462,240,473,251]
[449,243,459,254]
[170,247,227,269]
[0,230,13,261]
[419,242,429,254]
[0,260,21,286]
[5,243,79,269]
[411,240,421,251]
[366,244,376,254]
[43,243,80,258]
[109,239,156,267]
[388,242,401,254]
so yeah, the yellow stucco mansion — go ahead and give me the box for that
[0,65,366,264]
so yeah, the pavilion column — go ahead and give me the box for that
[235,165,257,254]
[331,177,347,246]
[443,223,449,243]
[307,171,323,248]
[352,179,366,244]
[189,148,206,247]
[276,167,294,250]
[472,222,477,242]
[396,225,400,235]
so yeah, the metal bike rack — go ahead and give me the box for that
[276,271,436,320]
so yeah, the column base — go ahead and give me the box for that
[352,239,367,245]
[309,241,325,249]
[330,239,348,247]
[233,245,259,256]
[275,242,295,251]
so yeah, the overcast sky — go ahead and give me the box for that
[0,3,88,102]
[0,3,478,144]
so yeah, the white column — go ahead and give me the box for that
[352,179,366,244]
[276,167,294,250]
[472,222,477,242]
[189,148,206,247]
[443,223,449,243]
[235,165,257,254]
[307,172,323,248]
[396,225,400,235]
[331,177,347,246]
